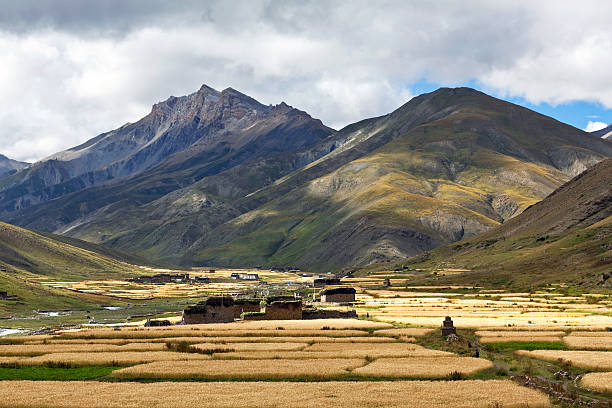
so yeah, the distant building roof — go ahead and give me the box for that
[320,287,356,296]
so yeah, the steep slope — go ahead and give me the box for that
[592,124,612,139]
[0,154,28,178]
[396,158,612,288]
[0,85,335,220]
[68,88,612,270]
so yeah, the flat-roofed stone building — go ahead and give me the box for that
[320,287,356,303]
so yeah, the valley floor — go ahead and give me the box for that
[1,271,611,407]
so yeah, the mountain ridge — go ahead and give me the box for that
[0,154,28,178]
[387,158,612,288]
[2,86,611,272]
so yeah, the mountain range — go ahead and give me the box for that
[390,158,612,288]
[592,123,612,139]
[0,154,28,178]
[1,85,611,272]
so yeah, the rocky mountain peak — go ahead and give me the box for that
[591,124,612,139]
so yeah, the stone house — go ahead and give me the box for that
[320,287,356,303]
[182,296,235,324]
[313,277,340,287]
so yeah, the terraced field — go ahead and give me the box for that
[2,284,611,407]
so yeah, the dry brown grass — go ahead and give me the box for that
[0,343,166,356]
[373,328,435,337]
[579,372,612,393]
[516,350,612,370]
[353,357,494,378]
[563,336,612,350]
[193,342,308,352]
[113,358,365,379]
[0,380,551,407]
[17,351,211,366]
[480,336,562,344]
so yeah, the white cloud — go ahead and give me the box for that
[584,121,608,132]
[1,1,612,162]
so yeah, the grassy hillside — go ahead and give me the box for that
[0,222,150,317]
[0,222,144,280]
[377,159,612,289]
[167,88,611,271]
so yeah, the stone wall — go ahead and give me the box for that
[182,296,235,324]
[233,299,263,318]
[262,301,302,320]
[302,309,357,319]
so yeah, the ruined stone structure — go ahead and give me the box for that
[302,309,357,319]
[182,296,235,324]
[313,277,340,287]
[320,287,356,303]
[144,319,172,327]
[233,298,263,318]
[441,316,457,336]
[129,273,189,284]
[263,300,302,320]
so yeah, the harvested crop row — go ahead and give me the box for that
[373,328,434,337]
[480,336,562,344]
[58,329,370,339]
[303,342,426,353]
[39,336,396,345]
[579,372,612,393]
[563,336,612,350]
[0,343,166,356]
[475,331,565,337]
[516,350,612,370]
[0,380,550,407]
[193,342,308,352]
[569,331,612,337]
[213,347,452,360]
[113,358,365,379]
[12,351,211,366]
[353,357,494,378]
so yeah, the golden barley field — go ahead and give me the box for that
[0,380,551,408]
[579,372,612,393]
[193,342,308,352]
[569,331,612,337]
[516,350,612,370]
[59,328,373,339]
[563,336,612,350]
[475,331,566,337]
[113,358,366,379]
[18,351,211,366]
[4,280,612,408]
[0,343,166,356]
[479,336,562,344]
[34,335,396,344]
[353,356,494,378]
[373,328,435,337]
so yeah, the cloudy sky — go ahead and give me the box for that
[1,0,612,162]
